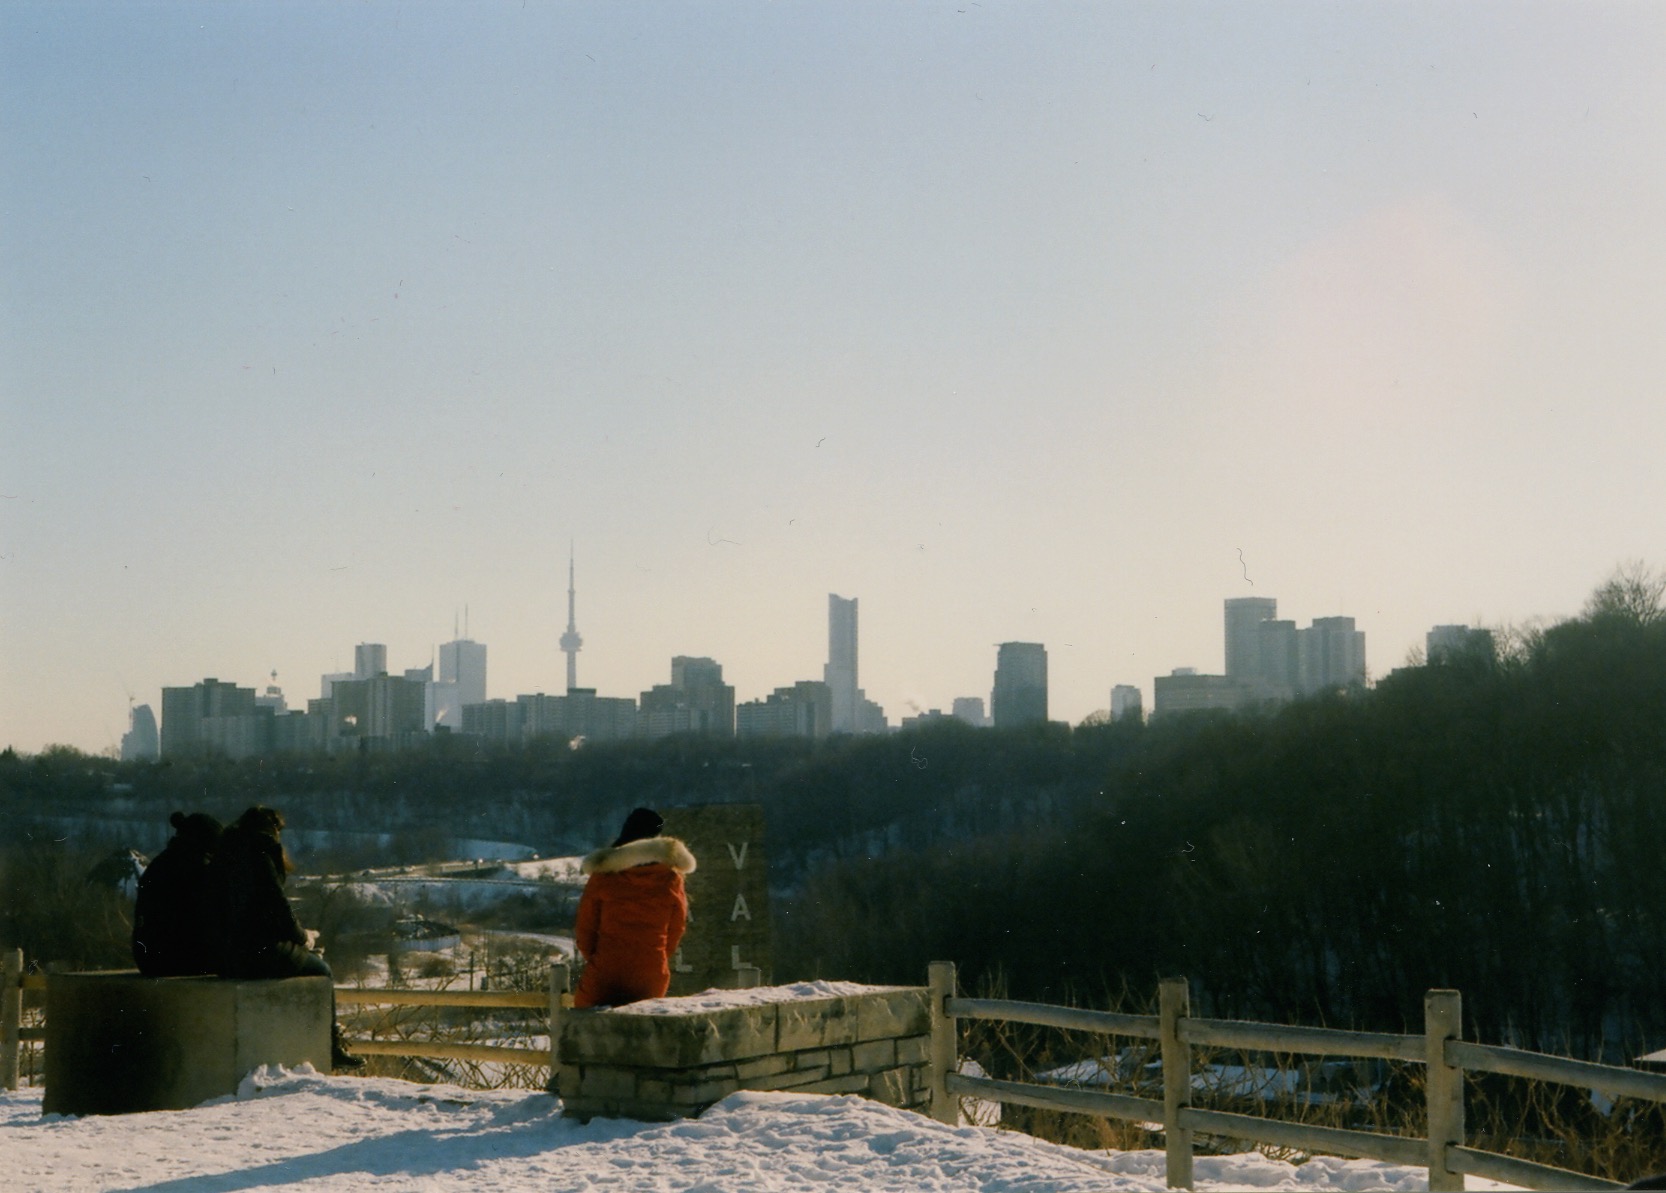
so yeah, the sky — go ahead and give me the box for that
[5,1064,1524,1191]
[4,1,1664,755]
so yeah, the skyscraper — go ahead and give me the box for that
[559,544,583,694]
[354,643,387,680]
[824,594,859,733]
[992,642,1048,728]
[1224,597,1278,680]
[1298,616,1367,693]
[438,637,487,709]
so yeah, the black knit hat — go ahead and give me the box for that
[612,807,664,848]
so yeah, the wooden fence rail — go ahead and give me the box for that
[926,961,1666,1192]
[331,963,571,1071]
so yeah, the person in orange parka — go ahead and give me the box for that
[572,807,698,1008]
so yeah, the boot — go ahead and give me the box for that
[331,1023,366,1070]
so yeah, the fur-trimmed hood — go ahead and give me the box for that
[581,835,697,877]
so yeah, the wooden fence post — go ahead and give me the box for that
[1,949,21,1091]
[547,961,570,1094]
[1160,976,1194,1191]
[1425,989,1464,1193]
[927,960,958,1126]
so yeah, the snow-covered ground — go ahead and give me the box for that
[4,1066,1525,1191]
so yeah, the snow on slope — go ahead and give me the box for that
[3,1066,1524,1191]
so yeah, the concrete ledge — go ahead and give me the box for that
[556,985,932,1122]
[43,970,331,1115]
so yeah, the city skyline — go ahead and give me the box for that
[6,3,1664,755]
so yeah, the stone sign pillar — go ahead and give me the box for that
[662,803,771,995]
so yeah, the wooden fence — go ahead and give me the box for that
[331,963,571,1069]
[9,948,1666,1190]
[923,961,1666,1192]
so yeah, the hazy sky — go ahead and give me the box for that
[4,2,1663,754]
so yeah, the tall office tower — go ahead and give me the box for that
[1110,684,1143,723]
[354,643,388,680]
[1298,616,1367,693]
[991,642,1048,728]
[559,544,583,694]
[120,703,160,761]
[1224,597,1278,681]
[824,594,859,733]
[439,636,488,709]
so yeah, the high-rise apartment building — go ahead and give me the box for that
[639,656,736,738]
[1110,684,1143,723]
[992,642,1048,728]
[737,680,833,739]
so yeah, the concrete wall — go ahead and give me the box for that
[554,986,931,1122]
[43,971,331,1115]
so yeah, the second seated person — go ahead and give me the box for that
[572,807,697,1008]
[208,805,363,1069]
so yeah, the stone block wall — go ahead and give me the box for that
[554,985,932,1121]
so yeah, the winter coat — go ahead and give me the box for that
[131,813,222,977]
[205,823,308,979]
[572,836,696,1008]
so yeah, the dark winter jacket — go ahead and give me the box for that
[206,822,307,979]
[573,836,696,1008]
[131,812,222,977]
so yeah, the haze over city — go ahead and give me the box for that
[4,2,1663,756]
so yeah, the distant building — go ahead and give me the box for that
[161,678,275,759]
[354,643,388,680]
[323,674,427,751]
[517,689,637,743]
[462,698,522,743]
[438,638,487,710]
[737,681,832,739]
[1427,624,1495,665]
[899,707,960,731]
[1110,685,1143,723]
[120,703,159,761]
[1153,670,1252,718]
[639,656,736,738]
[1224,597,1278,680]
[992,642,1048,728]
[951,696,988,727]
[1299,616,1367,693]
[824,594,860,733]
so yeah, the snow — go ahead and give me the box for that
[2,1066,1526,1191]
[613,980,898,1015]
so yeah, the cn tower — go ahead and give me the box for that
[559,543,583,693]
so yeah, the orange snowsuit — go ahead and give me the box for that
[572,835,697,1008]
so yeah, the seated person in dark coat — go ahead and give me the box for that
[207,805,363,1068]
[131,811,222,977]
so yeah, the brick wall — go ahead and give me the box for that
[554,986,931,1121]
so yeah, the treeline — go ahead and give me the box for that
[784,568,1666,1059]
